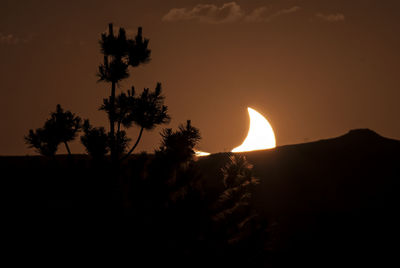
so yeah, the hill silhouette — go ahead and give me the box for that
[198,128,400,267]
[2,128,399,266]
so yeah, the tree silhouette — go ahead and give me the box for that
[158,120,200,163]
[213,154,266,265]
[80,119,109,160]
[133,120,206,262]
[25,104,81,156]
[122,83,170,160]
[48,104,82,155]
[100,88,134,155]
[100,87,134,134]
[98,23,151,162]
[101,83,170,161]
[215,154,259,241]
[25,127,59,157]
[114,130,131,155]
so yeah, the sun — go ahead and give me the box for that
[232,107,276,152]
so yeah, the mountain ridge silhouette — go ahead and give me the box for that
[197,128,400,267]
[1,128,399,266]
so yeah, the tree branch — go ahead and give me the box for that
[121,127,144,161]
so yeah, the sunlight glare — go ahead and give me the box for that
[195,150,211,157]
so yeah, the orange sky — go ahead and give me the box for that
[1,0,399,155]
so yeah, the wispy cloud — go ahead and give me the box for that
[0,32,35,45]
[269,6,301,21]
[162,2,301,24]
[0,33,20,45]
[245,6,301,22]
[315,13,345,22]
[244,6,269,22]
[162,2,243,24]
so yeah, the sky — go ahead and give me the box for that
[1,0,399,155]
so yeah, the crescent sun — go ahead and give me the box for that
[232,107,276,152]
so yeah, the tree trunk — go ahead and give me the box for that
[121,127,144,161]
[110,81,116,162]
[64,141,71,155]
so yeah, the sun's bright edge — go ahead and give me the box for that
[231,107,276,153]
[195,107,276,156]
[194,150,211,157]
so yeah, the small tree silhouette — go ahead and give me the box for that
[25,104,81,156]
[156,120,203,216]
[136,120,205,261]
[98,23,151,162]
[80,119,109,160]
[213,154,266,265]
[25,127,59,157]
[158,120,200,163]
[48,104,82,155]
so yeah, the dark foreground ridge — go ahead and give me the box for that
[198,128,400,267]
[2,128,400,267]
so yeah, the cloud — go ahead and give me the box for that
[0,32,35,45]
[269,6,301,21]
[244,6,269,22]
[0,33,20,45]
[162,2,243,24]
[162,2,300,24]
[316,13,345,22]
[245,6,300,22]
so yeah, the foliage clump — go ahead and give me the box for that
[80,119,109,160]
[25,104,81,156]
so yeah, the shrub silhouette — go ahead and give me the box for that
[158,120,200,163]
[25,127,59,157]
[25,104,81,156]
[48,104,82,155]
[80,119,109,160]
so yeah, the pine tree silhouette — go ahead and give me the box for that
[80,119,109,160]
[97,23,151,162]
[48,104,82,155]
[158,120,200,163]
[100,87,134,134]
[25,127,59,157]
[25,104,81,156]
[122,83,170,160]
[134,120,206,263]
[100,84,169,161]
[213,154,266,265]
